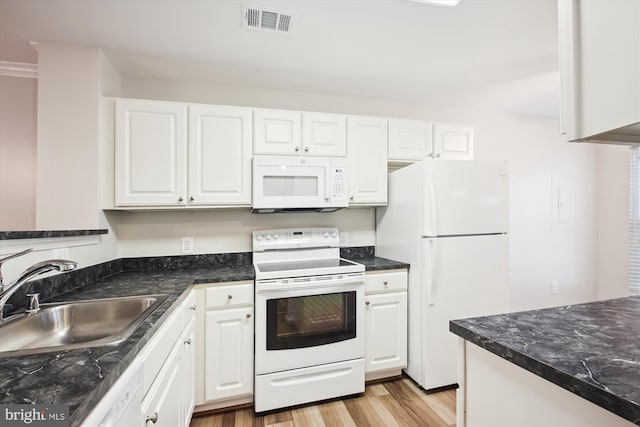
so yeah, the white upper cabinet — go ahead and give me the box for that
[558,0,640,144]
[114,99,253,208]
[115,99,188,206]
[388,119,473,162]
[433,123,474,160]
[388,119,434,161]
[188,105,252,205]
[347,115,388,205]
[254,109,346,156]
[253,109,302,155]
[302,113,347,156]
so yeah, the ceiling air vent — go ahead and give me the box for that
[243,4,295,34]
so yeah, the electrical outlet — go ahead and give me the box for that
[182,237,194,254]
[53,248,69,259]
[551,281,559,295]
[339,232,349,246]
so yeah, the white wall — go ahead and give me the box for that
[119,75,615,310]
[115,208,374,257]
[35,43,101,230]
[596,144,630,300]
[0,75,37,230]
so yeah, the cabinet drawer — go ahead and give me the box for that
[205,283,254,309]
[365,270,407,294]
[182,290,196,328]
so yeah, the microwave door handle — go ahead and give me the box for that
[324,166,331,201]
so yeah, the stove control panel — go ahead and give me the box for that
[253,227,339,251]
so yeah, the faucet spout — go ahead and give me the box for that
[0,259,77,323]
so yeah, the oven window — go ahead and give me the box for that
[263,175,318,197]
[266,292,356,350]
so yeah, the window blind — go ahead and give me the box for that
[630,147,640,295]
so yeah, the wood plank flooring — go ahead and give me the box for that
[190,378,456,427]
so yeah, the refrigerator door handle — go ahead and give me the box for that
[425,168,438,236]
[425,238,438,306]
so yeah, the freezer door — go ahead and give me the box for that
[422,160,509,237]
[419,235,509,390]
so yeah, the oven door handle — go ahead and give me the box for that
[256,274,364,292]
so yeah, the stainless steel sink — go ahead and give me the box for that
[0,294,168,357]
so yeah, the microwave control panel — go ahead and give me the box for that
[332,167,346,198]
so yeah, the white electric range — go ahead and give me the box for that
[252,227,365,413]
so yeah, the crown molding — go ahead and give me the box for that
[0,61,38,78]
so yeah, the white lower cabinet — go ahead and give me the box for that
[142,339,183,427]
[194,281,254,412]
[140,290,196,427]
[205,307,254,400]
[364,270,408,381]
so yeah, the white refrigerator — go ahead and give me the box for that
[376,158,510,390]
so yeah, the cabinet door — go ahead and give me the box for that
[433,123,474,160]
[558,0,640,141]
[302,113,347,156]
[182,318,196,427]
[188,105,252,205]
[253,109,302,155]
[388,119,434,161]
[205,307,254,401]
[115,99,187,206]
[142,340,183,427]
[347,116,388,205]
[364,292,407,374]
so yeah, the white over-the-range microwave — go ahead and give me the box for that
[252,155,349,213]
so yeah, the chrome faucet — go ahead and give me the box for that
[0,249,77,322]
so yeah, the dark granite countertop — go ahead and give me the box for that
[0,229,108,240]
[450,296,640,425]
[0,248,403,427]
[340,247,410,271]
[0,264,254,427]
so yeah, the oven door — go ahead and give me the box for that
[255,276,364,375]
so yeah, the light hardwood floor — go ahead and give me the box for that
[190,378,456,427]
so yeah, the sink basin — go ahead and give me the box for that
[0,294,168,357]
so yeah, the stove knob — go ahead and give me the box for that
[273,233,279,240]
[330,231,337,238]
[256,234,263,241]
[266,234,272,240]
[323,232,329,238]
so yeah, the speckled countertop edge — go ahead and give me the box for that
[0,229,108,240]
[450,297,640,425]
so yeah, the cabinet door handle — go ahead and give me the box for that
[304,146,309,152]
[349,196,354,201]
[365,301,370,306]
[189,196,194,202]
[295,146,300,152]
[246,313,252,319]
[383,281,388,286]
[184,338,192,345]
[145,412,158,424]
[435,153,441,158]
[227,294,233,300]
[189,305,196,311]
[178,197,184,202]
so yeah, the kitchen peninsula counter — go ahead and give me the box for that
[450,296,640,426]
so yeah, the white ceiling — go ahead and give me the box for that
[0,0,560,117]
